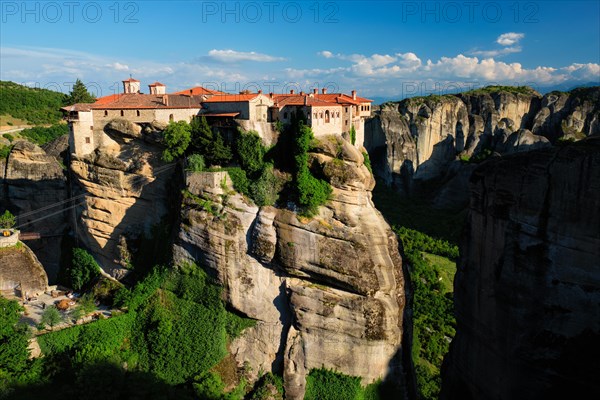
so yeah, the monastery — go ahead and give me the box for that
[62,78,373,156]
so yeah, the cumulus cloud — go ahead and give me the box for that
[471,47,522,58]
[106,62,129,71]
[497,32,525,46]
[207,49,286,63]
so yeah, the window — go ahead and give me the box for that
[104,110,108,116]
[89,126,93,130]
[345,120,348,126]
[169,114,174,122]
[136,110,140,117]
[345,107,348,112]
[120,110,124,117]
[85,137,91,144]
[325,110,330,123]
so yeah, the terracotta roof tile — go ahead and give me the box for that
[173,86,226,96]
[203,94,261,103]
[122,78,140,82]
[91,94,204,109]
[148,82,166,87]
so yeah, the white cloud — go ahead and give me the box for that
[107,62,130,71]
[471,46,522,58]
[207,49,286,63]
[319,50,333,58]
[497,32,525,46]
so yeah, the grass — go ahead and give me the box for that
[422,252,456,294]
[0,115,29,128]
[462,85,537,96]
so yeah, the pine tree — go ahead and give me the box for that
[190,116,231,166]
[64,79,96,105]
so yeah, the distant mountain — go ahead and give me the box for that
[0,81,66,125]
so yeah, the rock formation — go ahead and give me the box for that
[173,136,407,399]
[0,240,49,296]
[70,119,176,277]
[441,137,600,399]
[0,140,68,281]
[366,87,599,208]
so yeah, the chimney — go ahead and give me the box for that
[300,91,304,96]
[304,95,308,105]
[269,92,273,98]
[258,89,263,94]
[290,89,295,94]
[313,88,318,94]
[352,90,356,100]
[322,88,327,94]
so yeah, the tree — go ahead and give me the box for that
[40,306,62,331]
[162,121,192,162]
[70,248,100,290]
[0,210,16,229]
[350,125,356,145]
[186,154,205,172]
[236,130,266,177]
[64,79,96,105]
[190,116,231,166]
[249,164,281,206]
[0,297,30,375]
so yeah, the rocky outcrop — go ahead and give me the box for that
[173,136,407,399]
[441,137,600,399]
[366,87,599,208]
[71,120,176,277]
[1,140,68,281]
[0,240,49,296]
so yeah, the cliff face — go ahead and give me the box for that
[366,87,599,208]
[442,137,600,400]
[70,119,175,277]
[1,141,68,281]
[173,136,407,399]
[0,241,49,295]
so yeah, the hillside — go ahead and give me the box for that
[0,81,66,125]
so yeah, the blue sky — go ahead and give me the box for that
[1,1,599,100]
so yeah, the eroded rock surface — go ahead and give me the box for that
[441,137,600,400]
[173,136,407,399]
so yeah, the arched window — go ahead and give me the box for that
[104,110,108,117]
[136,110,140,117]
[120,110,124,117]
[169,114,174,122]
[325,110,330,123]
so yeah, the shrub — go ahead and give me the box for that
[236,130,266,177]
[162,120,191,162]
[0,210,16,229]
[186,153,205,172]
[249,164,281,207]
[223,167,250,196]
[0,297,30,376]
[19,124,69,146]
[250,373,284,400]
[3,133,14,142]
[362,151,372,174]
[40,306,63,331]
[191,116,232,166]
[70,248,101,290]
[304,368,363,400]
[0,145,11,159]
[193,371,226,400]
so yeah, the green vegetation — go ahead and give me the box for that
[350,125,356,145]
[20,263,257,399]
[236,130,266,177]
[304,368,382,400]
[40,306,63,331]
[362,151,372,174]
[293,123,332,216]
[0,210,16,229]
[223,167,250,195]
[191,116,232,166]
[3,133,14,143]
[462,85,536,96]
[162,120,192,162]
[0,297,32,393]
[69,248,101,290]
[64,78,96,105]
[186,153,206,172]
[249,372,284,399]
[0,144,11,159]
[0,81,66,125]
[249,163,282,207]
[395,227,458,400]
[19,123,69,146]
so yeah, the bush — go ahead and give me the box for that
[70,248,101,290]
[162,120,192,162]
[362,152,372,174]
[304,368,363,400]
[19,124,69,146]
[0,145,11,159]
[223,167,250,196]
[3,133,14,142]
[0,210,16,229]
[350,125,356,145]
[186,153,205,172]
[236,130,266,177]
[250,372,284,400]
[249,164,282,207]
[40,306,63,331]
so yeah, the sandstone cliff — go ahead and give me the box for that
[0,140,68,281]
[70,119,176,277]
[173,136,407,399]
[441,137,600,399]
[0,241,49,296]
[366,87,599,208]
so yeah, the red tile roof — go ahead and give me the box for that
[273,94,341,108]
[122,78,140,82]
[94,94,123,105]
[61,103,93,112]
[202,112,240,117]
[90,94,204,109]
[148,82,166,87]
[173,86,226,96]
[202,94,261,103]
